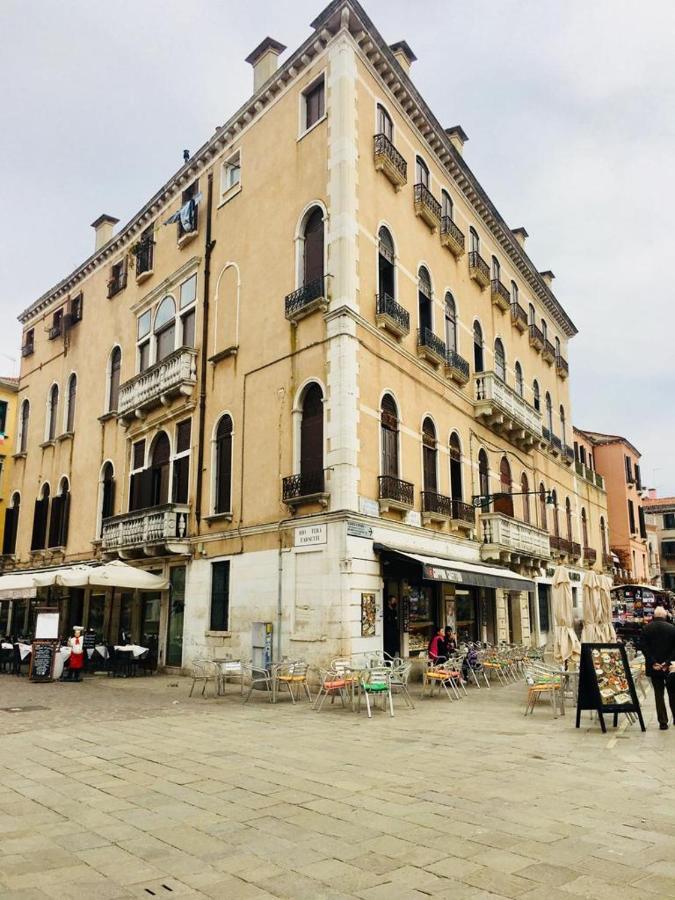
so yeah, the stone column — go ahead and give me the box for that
[495,590,509,643]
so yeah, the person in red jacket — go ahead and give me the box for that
[67,626,85,682]
[428,626,447,664]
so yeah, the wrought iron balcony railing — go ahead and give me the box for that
[378,475,414,508]
[584,547,597,565]
[511,302,528,332]
[445,349,470,385]
[551,434,563,454]
[413,183,442,230]
[452,499,476,525]
[468,251,490,288]
[529,323,544,350]
[440,216,465,257]
[282,470,326,504]
[542,339,556,363]
[542,425,550,442]
[563,445,575,465]
[373,133,407,189]
[375,293,410,337]
[556,354,569,378]
[21,342,35,357]
[490,279,511,311]
[135,239,154,277]
[422,491,453,518]
[602,552,614,569]
[417,328,446,366]
[284,276,327,322]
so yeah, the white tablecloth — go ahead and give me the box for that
[54,646,71,680]
[18,643,31,661]
[114,645,148,658]
[1,642,13,651]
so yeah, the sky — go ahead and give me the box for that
[1,0,674,493]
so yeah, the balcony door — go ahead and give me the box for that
[300,384,323,490]
[150,433,171,507]
[381,395,399,478]
[418,267,432,335]
[422,418,437,494]
[303,208,324,286]
[494,457,513,517]
[449,434,462,501]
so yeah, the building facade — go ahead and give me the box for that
[575,429,648,582]
[3,0,610,665]
[0,377,19,569]
[643,495,675,592]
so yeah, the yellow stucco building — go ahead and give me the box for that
[2,0,610,664]
[0,376,19,565]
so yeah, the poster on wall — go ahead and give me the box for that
[575,643,645,733]
[361,593,377,637]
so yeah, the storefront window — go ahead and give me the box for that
[88,594,106,641]
[455,589,479,642]
[407,585,435,655]
[166,567,185,667]
[118,592,134,644]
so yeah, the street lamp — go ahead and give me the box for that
[471,489,555,511]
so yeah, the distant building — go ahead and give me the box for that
[642,493,675,592]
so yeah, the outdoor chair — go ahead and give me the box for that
[463,648,490,689]
[523,664,561,716]
[422,662,462,701]
[242,663,274,703]
[357,666,394,718]
[189,659,219,698]
[274,661,313,704]
[314,667,351,711]
[389,660,415,709]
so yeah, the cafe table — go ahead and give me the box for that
[114,644,149,658]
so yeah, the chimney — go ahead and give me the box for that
[389,41,417,74]
[91,214,119,252]
[245,37,286,93]
[445,126,469,156]
[540,270,555,286]
[647,488,657,500]
[512,227,528,248]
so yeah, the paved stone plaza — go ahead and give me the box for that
[0,673,674,899]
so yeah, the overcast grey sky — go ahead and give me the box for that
[1,0,674,492]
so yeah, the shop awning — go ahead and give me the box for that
[0,561,168,596]
[374,545,535,592]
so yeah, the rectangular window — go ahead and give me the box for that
[0,400,7,435]
[108,260,127,297]
[304,78,325,131]
[180,275,197,309]
[181,309,195,348]
[664,513,675,529]
[178,182,199,237]
[172,420,191,504]
[625,455,633,483]
[22,328,35,356]
[634,463,642,490]
[69,293,83,323]
[136,227,154,275]
[638,506,647,539]
[222,151,241,194]
[49,309,63,340]
[139,341,151,372]
[628,499,636,534]
[210,561,230,631]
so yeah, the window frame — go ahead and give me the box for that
[209,560,231,633]
[221,149,242,198]
[415,155,429,188]
[64,372,77,434]
[376,103,393,142]
[301,75,326,136]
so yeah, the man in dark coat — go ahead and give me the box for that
[641,606,675,730]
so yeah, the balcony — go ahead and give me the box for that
[583,547,597,567]
[284,277,328,323]
[135,239,155,282]
[511,302,528,332]
[550,536,581,561]
[480,512,550,570]
[603,552,614,570]
[378,475,414,514]
[490,279,511,312]
[421,490,453,524]
[445,349,470,386]
[282,470,329,510]
[556,355,569,379]
[375,293,410,339]
[468,251,490,289]
[440,217,465,258]
[550,434,562,457]
[48,321,63,341]
[21,342,35,357]
[575,461,605,491]
[529,323,544,352]
[101,503,190,558]
[413,183,441,231]
[563,445,575,466]
[474,372,542,450]
[373,133,407,190]
[542,340,556,364]
[417,328,446,368]
[117,347,198,424]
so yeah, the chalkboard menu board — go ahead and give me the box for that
[29,640,57,682]
[575,643,645,733]
[83,631,96,652]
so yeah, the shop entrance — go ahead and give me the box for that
[166,567,185,667]
[383,578,401,659]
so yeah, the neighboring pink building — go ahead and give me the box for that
[574,429,648,581]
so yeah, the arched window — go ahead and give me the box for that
[415,156,429,187]
[491,256,500,282]
[511,281,518,304]
[473,321,484,372]
[444,293,457,354]
[381,394,399,478]
[214,415,233,514]
[422,417,437,494]
[300,384,324,492]
[378,226,395,299]
[528,303,535,325]
[600,516,608,555]
[545,392,553,433]
[376,103,393,141]
[541,318,548,341]
[521,473,530,523]
[302,207,324,287]
[418,266,432,335]
[551,489,559,537]
[47,384,59,441]
[442,190,453,220]
[49,477,70,549]
[494,339,506,381]
[539,483,547,532]
[2,492,20,555]
[515,362,523,397]
[560,405,566,446]
[108,347,121,413]
[470,227,480,254]
[65,374,77,433]
[478,449,489,503]
[533,379,540,412]
[566,497,573,541]
[100,462,115,537]
[155,296,176,362]
[449,433,462,502]
[31,483,50,551]
[18,399,29,453]
[581,507,589,549]
[150,432,171,507]
[495,456,513,517]
[555,336,561,359]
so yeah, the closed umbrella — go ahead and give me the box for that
[598,575,617,642]
[581,571,605,643]
[552,566,581,664]
[55,561,168,590]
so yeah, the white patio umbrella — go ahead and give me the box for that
[552,566,581,664]
[581,570,605,643]
[54,561,168,590]
[598,575,617,642]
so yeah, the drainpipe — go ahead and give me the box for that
[195,172,215,528]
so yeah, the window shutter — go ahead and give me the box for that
[141,468,155,510]
[172,456,189,504]
[303,210,324,285]
[60,492,71,547]
[48,495,62,548]
[2,508,16,555]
